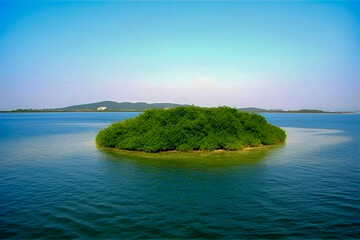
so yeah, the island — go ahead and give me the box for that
[96,106,286,153]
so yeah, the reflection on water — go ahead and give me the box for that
[98,127,350,168]
[99,145,283,168]
[285,127,349,147]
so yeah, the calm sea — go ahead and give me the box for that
[0,112,359,239]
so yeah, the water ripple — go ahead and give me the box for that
[1,113,359,239]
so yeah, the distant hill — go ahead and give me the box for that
[59,101,188,111]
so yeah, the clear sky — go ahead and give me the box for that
[0,1,359,111]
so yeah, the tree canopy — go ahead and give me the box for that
[96,106,286,153]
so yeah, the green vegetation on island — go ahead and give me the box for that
[96,106,286,153]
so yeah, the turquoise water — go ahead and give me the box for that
[0,112,359,239]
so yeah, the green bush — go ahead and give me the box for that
[96,106,286,152]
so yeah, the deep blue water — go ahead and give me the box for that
[0,112,359,239]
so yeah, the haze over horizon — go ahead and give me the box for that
[0,1,359,111]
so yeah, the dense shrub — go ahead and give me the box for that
[96,106,286,152]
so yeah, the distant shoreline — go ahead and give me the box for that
[0,110,143,113]
[0,110,355,114]
[1,101,355,114]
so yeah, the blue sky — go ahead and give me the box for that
[0,1,359,111]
